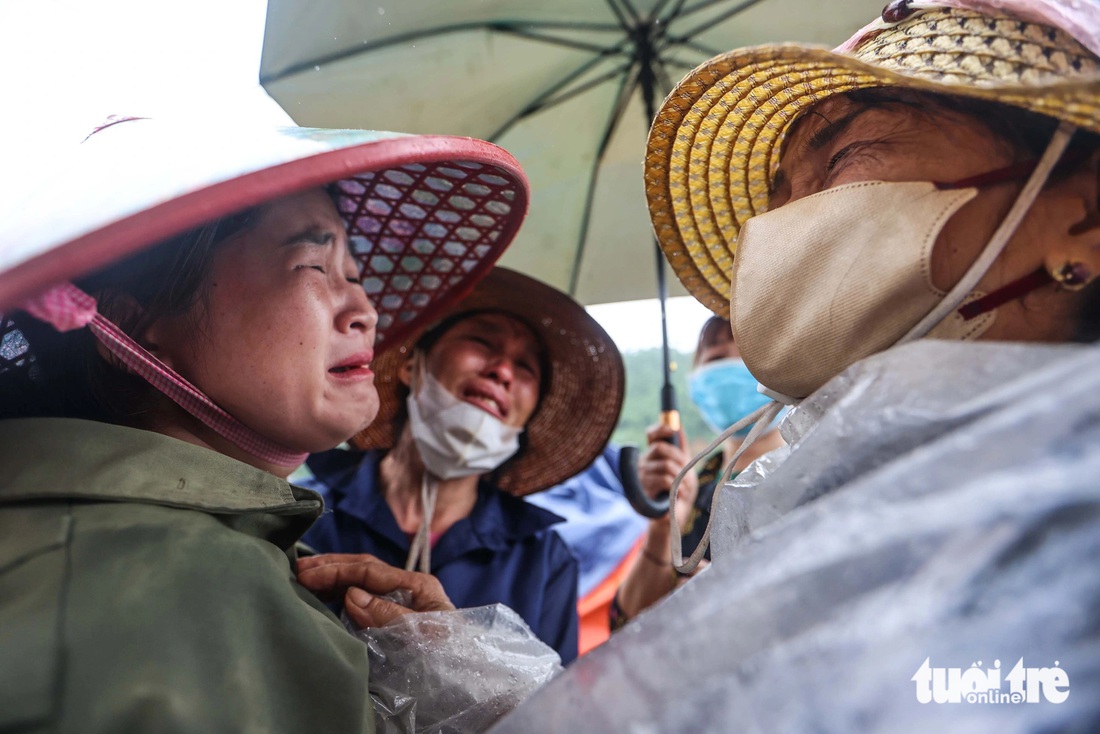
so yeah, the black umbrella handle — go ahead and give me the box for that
[622,375,681,517]
[619,445,670,519]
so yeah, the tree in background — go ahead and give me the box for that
[610,348,713,456]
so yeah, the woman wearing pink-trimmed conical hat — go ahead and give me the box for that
[0,118,529,732]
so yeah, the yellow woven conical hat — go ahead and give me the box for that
[645,0,1100,315]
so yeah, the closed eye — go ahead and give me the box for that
[825,141,863,174]
[826,148,849,173]
[822,140,884,186]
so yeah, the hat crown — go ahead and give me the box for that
[845,6,1100,89]
[644,0,1100,319]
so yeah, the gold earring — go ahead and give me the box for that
[1050,260,1094,291]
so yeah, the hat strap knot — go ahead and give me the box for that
[21,283,98,332]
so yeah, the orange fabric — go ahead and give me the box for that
[577,536,644,656]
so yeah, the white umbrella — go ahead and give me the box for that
[260,0,877,511]
[259,0,878,306]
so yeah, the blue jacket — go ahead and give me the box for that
[527,444,647,598]
[301,449,580,664]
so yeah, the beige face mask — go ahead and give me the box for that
[728,123,1076,404]
[730,180,991,401]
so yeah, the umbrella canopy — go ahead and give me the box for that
[259,0,878,306]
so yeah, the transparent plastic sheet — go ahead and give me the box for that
[708,444,788,560]
[490,341,1100,733]
[349,603,562,734]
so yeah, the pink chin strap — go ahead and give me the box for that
[21,283,309,468]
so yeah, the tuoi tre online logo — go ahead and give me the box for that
[912,658,1069,705]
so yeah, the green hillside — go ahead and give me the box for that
[610,347,714,455]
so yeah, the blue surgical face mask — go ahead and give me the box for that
[689,357,773,436]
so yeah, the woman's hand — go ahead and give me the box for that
[297,553,455,628]
[639,424,699,533]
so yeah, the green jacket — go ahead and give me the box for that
[0,418,374,734]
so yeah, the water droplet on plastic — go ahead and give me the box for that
[313,65,321,72]
[378,6,385,14]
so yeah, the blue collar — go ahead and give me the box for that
[306,449,565,561]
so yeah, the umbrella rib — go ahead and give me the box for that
[677,0,743,19]
[261,20,620,84]
[513,20,624,31]
[675,0,770,38]
[488,60,633,141]
[654,54,677,97]
[657,0,691,23]
[662,37,725,58]
[568,65,641,297]
[603,0,632,32]
[663,57,703,73]
[648,0,674,22]
[619,0,643,23]
[608,0,641,26]
[501,25,626,55]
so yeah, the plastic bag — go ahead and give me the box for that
[350,603,562,734]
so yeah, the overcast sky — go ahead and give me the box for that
[0,0,713,353]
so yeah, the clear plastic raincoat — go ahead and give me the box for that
[491,340,1100,733]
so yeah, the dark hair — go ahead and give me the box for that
[2,208,260,423]
[694,316,732,366]
[839,88,1100,340]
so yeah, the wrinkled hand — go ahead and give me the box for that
[297,553,455,628]
[640,424,699,532]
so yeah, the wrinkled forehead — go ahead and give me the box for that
[770,91,979,203]
[421,308,546,363]
[452,311,543,351]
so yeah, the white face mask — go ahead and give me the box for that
[406,364,522,480]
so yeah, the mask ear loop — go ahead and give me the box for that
[408,349,428,395]
[404,349,443,573]
[670,399,785,574]
[404,470,440,573]
[898,121,1077,343]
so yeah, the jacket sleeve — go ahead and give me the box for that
[539,532,581,665]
